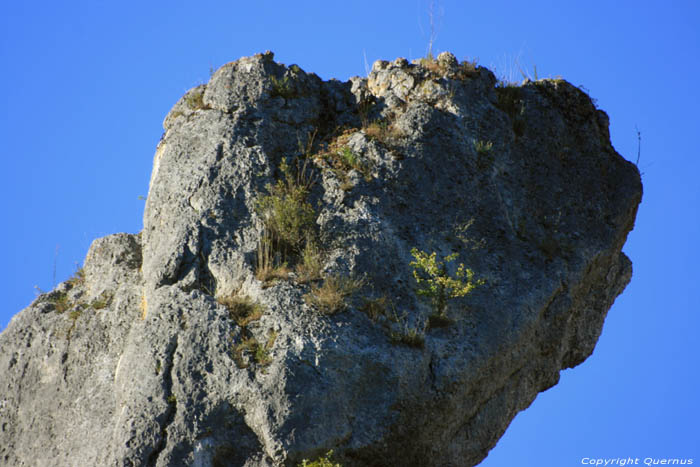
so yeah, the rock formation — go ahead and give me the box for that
[0,51,642,466]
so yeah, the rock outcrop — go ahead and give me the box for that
[0,51,642,466]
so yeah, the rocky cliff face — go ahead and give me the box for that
[0,51,641,467]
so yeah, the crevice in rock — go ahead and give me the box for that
[147,334,179,467]
[428,353,438,394]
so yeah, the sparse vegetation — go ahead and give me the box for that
[337,147,361,172]
[91,290,114,310]
[311,128,372,183]
[474,140,494,169]
[255,152,321,287]
[68,307,83,321]
[296,241,324,283]
[363,119,402,144]
[256,158,317,255]
[325,146,372,184]
[458,58,479,76]
[50,291,72,313]
[386,306,425,347]
[473,140,493,155]
[166,395,177,405]
[410,248,484,318]
[255,229,292,284]
[232,330,276,369]
[185,89,207,110]
[358,95,375,128]
[417,54,479,79]
[418,56,442,74]
[299,450,342,467]
[304,274,363,314]
[360,296,388,321]
[64,302,88,341]
[495,83,525,137]
[389,326,425,348]
[66,267,85,287]
[218,294,264,327]
[270,75,295,99]
[495,83,522,115]
[219,293,275,370]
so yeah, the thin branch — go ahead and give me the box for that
[420,0,443,59]
[635,125,641,166]
[53,244,59,288]
[363,49,370,77]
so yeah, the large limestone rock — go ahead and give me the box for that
[0,51,641,466]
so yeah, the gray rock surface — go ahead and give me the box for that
[0,51,641,466]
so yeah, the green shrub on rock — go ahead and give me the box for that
[410,248,484,318]
[299,450,341,467]
[256,158,318,257]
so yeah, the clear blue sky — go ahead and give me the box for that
[2,1,698,465]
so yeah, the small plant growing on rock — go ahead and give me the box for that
[91,290,114,310]
[255,229,292,285]
[473,140,493,155]
[218,294,264,328]
[49,291,72,313]
[256,158,317,255]
[232,330,276,369]
[296,241,324,283]
[255,157,320,286]
[474,140,494,169]
[494,83,526,137]
[389,326,425,348]
[418,53,478,80]
[386,306,425,348]
[304,274,363,314]
[363,119,402,144]
[68,307,83,321]
[299,450,341,467]
[338,147,360,171]
[410,248,484,319]
[458,58,479,76]
[270,75,295,99]
[185,89,207,110]
[66,266,85,287]
[360,295,388,321]
[324,146,372,184]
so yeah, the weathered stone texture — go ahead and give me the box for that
[0,51,641,466]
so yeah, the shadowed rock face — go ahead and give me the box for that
[0,51,641,467]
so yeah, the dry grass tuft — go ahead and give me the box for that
[232,330,277,369]
[255,229,292,285]
[295,241,324,284]
[218,295,264,328]
[304,274,363,314]
[363,119,403,144]
[389,327,425,348]
[360,296,388,321]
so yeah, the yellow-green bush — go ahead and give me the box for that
[410,248,484,317]
[299,450,341,467]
